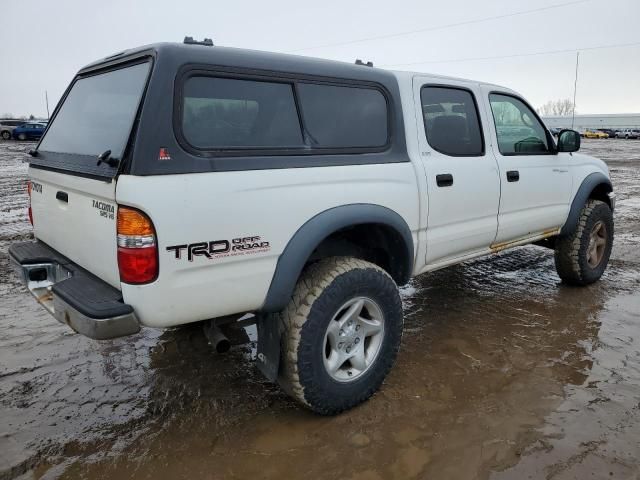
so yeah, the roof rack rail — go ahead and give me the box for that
[184,36,214,46]
[355,59,374,67]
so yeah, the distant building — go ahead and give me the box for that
[543,113,640,131]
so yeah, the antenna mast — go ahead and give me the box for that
[571,52,579,129]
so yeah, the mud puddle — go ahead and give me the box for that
[1,139,639,479]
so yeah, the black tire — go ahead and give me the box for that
[17,133,27,141]
[1,130,10,140]
[277,257,403,415]
[554,199,613,286]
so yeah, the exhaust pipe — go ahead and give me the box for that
[203,322,231,354]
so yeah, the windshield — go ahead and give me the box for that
[39,61,150,159]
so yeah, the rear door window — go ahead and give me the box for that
[420,86,484,156]
[181,76,304,149]
[39,61,150,160]
[296,83,388,148]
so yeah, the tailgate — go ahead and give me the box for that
[25,59,152,289]
[29,167,120,288]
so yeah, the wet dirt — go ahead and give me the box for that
[1,139,639,480]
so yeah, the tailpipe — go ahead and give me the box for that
[203,322,231,353]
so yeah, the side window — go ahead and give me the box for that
[489,94,549,155]
[181,76,304,149]
[420,86,484,156]
[296,83,388,148]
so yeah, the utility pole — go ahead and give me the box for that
[571,52,579,129]
[45,90,50,119]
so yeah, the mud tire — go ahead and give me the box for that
[276,257,403,415]
[554,199,613,286]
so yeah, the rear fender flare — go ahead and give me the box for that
[261,204,414,313]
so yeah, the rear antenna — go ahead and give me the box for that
[355,59,374,67]
[184,36,214,46]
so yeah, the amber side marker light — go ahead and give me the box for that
[117,207,158,284]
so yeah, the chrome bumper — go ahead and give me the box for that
[9,242,140,340]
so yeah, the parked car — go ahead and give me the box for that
[12,122,47,141]
[616,129,640,139]
[597,129,618,138]
[0,119,26,140]
[9,41,615,415]
[583,129,609,139]
[549,127,563,136]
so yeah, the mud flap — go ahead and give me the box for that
[256,314,280,382]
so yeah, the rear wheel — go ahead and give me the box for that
[1,130,10,140]
[554,199,613,285]
[277,257,403,415]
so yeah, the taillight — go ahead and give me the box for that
[117,207,158,284]
[27,180,33,226]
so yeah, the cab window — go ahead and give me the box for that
[489,93,550,155]
[420,86,484,156]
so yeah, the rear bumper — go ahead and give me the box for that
[9,240,140,340]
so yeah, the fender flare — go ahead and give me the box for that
[261,204,414,313]
[560,172,612,236]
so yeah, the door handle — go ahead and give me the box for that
[506,170,519,182]
[56,191,68,203]
[436,173,453,187]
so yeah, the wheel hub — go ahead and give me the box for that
[587,220,607,268]
[322,296,385,382]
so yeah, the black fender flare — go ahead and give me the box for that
[261,204,414,313]
[560,172,612,236]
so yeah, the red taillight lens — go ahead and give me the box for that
[117,246,158,284]
[117,207,158,284]
[27,181,33,225]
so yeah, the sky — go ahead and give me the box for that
[1,0,639,118]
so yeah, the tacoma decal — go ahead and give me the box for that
[92,200,115,220]
[167,236,270,262]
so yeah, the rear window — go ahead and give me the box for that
[296,83,388,148]
[182,76,304,149]
[179,75,390,153]
[38,61,150,159]
[420,86,484,156]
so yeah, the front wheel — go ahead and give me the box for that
[554,199,613,285]
[277,257,403,415]
[17,133,27,141]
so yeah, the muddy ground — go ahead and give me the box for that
[1,139,639,480]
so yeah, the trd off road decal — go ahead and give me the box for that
[167,236,270,262]
[92,200,115,220]
[31,181,43,193]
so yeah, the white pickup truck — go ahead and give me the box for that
[10,40,615,415]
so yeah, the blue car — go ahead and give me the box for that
[12,122,46,141]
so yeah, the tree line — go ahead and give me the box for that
[537,99,576,117]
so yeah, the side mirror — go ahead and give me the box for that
[557,129,580,153]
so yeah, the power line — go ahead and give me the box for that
[379,41,640,67]
[287,0,591,53]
